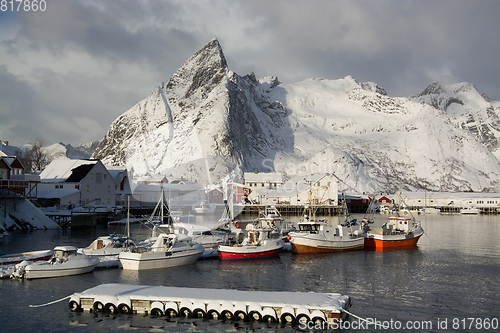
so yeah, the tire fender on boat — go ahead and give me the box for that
[279,305,296,325]
[118,303,132,314]
[191,300,207,319]
[232,301,247,321]
[310,309,326,325]
[93,301,105,313]
[164,301,178,318]
[68,300,82,312]
[220,301,234,321]
[247,303,263,322]
[295,306,311,326]
[179,300,193,318]
[150,301,164,317]
[261,307,278,323]
[105,303,118,314]
[206,301,221,320]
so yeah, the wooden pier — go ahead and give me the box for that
[240,204,343,217]
[69,283,351,326]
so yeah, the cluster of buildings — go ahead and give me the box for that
[1,150,500,214]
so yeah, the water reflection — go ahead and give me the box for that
[1,213,499,333]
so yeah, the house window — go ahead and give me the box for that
[90,173,94,179]
[96,173,102,183]
[86,185,90,192]
[75,184,79,189]
[107,185,110,193]
[104,174,107,180]
[107,198,110,204]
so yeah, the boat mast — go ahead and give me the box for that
[126,196,130,245]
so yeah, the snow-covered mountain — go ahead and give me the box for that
[410,82,500,161]
[46,141,100,160]
[92,39,500,193]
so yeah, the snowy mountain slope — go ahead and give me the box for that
[92,39,500,193]
[45,142,99,160]
[410,82,500,162]
[93,39,290,185]
[268,77,499,192]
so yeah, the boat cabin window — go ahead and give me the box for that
[201,231,213,235]
[299,224,320,232]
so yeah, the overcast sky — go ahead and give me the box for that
[1,0,499,147]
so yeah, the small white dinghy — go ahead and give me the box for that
[15,246,100,279]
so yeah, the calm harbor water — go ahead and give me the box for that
[0,213,499,332]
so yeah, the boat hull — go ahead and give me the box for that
[0,249,53,265]
[288,232,365,254]
[290,241,364,254]
[119,249,203,270]
[24,258,100,279]
[218,247,283,260]
[363,227,424,249]
[218,240,284,260]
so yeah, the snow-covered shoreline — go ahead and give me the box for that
[0,196,60,234]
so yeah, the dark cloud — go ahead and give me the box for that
[1,0,498,146]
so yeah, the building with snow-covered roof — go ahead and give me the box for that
[106,166,132,206]
[38,159,116,207]
[0,155,39,200]
[243,172,283,190]
[250,174,338,206]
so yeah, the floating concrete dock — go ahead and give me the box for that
[69,283,350,326]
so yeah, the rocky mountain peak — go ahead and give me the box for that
[165,38,227,100]
[412,82,445,98]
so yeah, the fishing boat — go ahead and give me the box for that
[287,192,364,254]
[118,232,205,270]
[15,246,100,279]
[460,206,481,214]
[258,205,295,240]
[192,201,217,214]
[0,249,53,265]
[171,222,229,258]
[218,224,285,260]
[362,192,424,249]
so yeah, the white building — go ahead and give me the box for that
[401,191,500,210]
[106,166,133,206]
[243,172,283,190]
[252,174,338,206]
[38,159,116,207]
[130,182,204,209]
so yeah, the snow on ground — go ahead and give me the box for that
[0,196,60,232]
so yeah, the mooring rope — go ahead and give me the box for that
[337,307,385,328]
[29,295,71,308]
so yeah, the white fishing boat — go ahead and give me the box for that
[119,233,205,270]
[288,192,364,254]
[218,224,285,260]
[15,246,100,279]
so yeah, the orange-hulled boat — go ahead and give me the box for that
[363,216,424,249]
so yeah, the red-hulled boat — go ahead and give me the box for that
[218,225,284,260]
